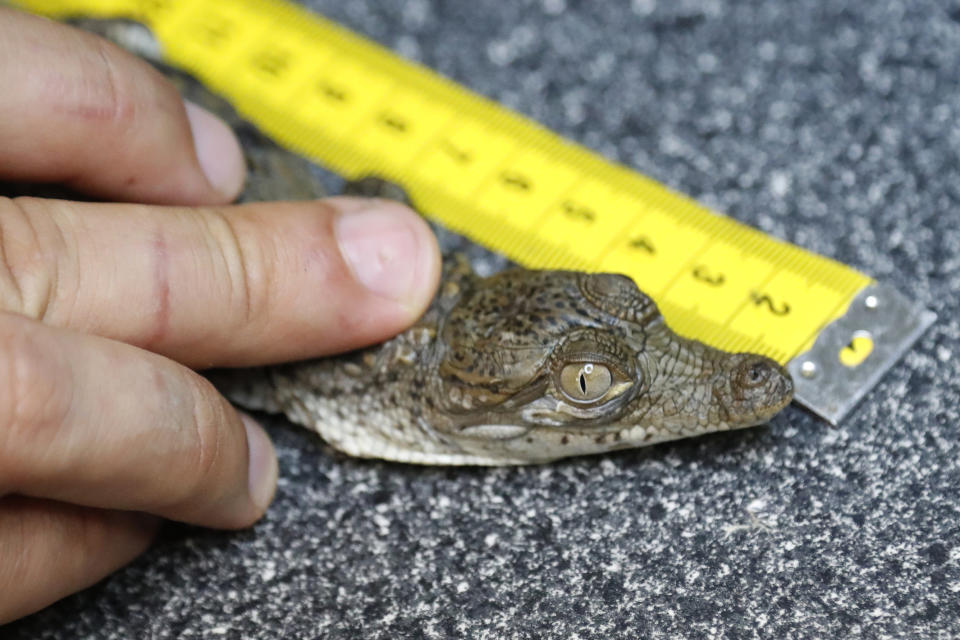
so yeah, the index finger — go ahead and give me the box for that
[0,195,441,367]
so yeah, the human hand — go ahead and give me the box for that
[0,8,441,623]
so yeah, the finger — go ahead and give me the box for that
[0,195,441,367]
[0,8,245,203]
[0,313,278,529]
[0,496,158,624]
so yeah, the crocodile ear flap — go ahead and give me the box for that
[577,273,661,325]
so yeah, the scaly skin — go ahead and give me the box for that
[218,256,794,465]
[76,18,795,465]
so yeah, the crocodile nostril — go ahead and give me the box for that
[735,357,776,390]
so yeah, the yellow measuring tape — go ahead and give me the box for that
[16,0,872,367]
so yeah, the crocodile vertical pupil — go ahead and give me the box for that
[579,363,593,393]
[560,362,612,402]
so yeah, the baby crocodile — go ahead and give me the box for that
[219,247,794,465]
[75,18,795,466]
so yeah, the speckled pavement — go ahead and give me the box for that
[8,0,960,638]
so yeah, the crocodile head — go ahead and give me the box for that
[433,269,794,463]
[218,267,795,466]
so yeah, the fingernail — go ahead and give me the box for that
[184,100,246,200]
[241,413,278,512]
[335,202,438,304]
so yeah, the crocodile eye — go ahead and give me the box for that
[559,363,612,403]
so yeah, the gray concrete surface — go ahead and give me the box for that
[8,0,960,638]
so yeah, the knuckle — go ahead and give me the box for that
[203,210,269,328]
[0,317,70,488]
[81,37,140,129]
[167,371,235,507]
[0,197,71,321]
